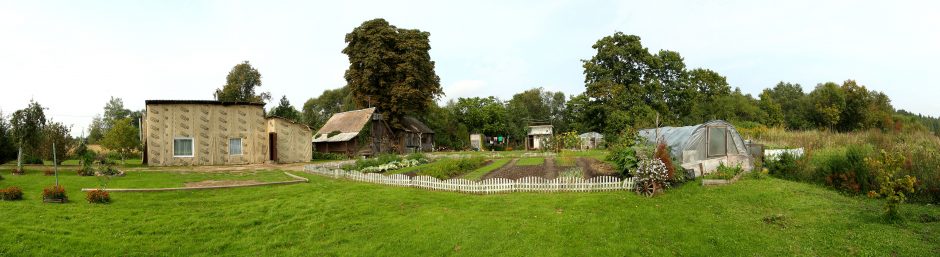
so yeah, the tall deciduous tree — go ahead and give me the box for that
[809,82,846,130]
[343,18,443,128]
[0,111,17,165]
[10,100,46,171]
[214,61,270,104]
[269,95,302,123]
[39,121,72,165]
[302,86,355,130]
[103,97,131,130]
[100,118,139,164]
[453,97,510,137]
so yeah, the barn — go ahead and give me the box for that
[638,120,753,177]
[312,107,435,156]
[312,108,380,156]
[142,100,312,166]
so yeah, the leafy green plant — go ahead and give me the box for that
[866,150,918,221]
[607,146,638,177]
[515,157,543,166]
[704,163,743,180]
[765,152,801,179]
[560,167,584,178]
[0,186,23,201]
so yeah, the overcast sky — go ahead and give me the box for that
[2,0,938,137]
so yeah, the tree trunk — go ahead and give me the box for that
[16,145,23,172]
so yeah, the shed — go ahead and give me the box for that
[398,116,435,152]
[638,120,753,177]
[579,132,604,149]
[526,125,553,150]
[312,107,376,156]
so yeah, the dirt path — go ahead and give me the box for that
[543,157,558,179]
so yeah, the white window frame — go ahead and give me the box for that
[229,138,243,156]
[173,137,195,157]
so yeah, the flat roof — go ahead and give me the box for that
[145,100,265,106]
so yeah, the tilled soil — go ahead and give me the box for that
[579,158,617,178]
[482,158,558,180]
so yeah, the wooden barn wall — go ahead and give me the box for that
[145,104,268,166]
[268,118,312,163]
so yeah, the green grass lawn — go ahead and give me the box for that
[463,158,511,180]
[555,157,576,166]
[0,169,938,256]
[516,157,544,166]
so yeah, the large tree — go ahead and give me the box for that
[506,87,568,140]
[0,112,16,165]
[342,18,443,128]
[302,86,355,130]
[214,61,270,104]
[38,121,73,165]
[269,95,302,123]
[100,118,140,164]
[808,82,846,130]
[10,100,46,171]
[762,82,811,130]
[103,96,131,130]
[452,97,511,137]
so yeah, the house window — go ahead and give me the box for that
[229,138,243,155]
[173,138,194,157]
[707,127,727,157]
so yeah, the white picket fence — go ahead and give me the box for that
[305,165,635,194]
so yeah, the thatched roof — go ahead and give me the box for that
[313,108,375,143]
[400,116,434,134]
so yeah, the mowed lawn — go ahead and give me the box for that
[0,168,938,256]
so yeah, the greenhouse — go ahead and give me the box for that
[638,120,753,177]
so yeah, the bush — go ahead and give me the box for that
[44,168,55,176]
[405,152,426,161]
[766,152,801,179]
[77,167,95,176]
[85,189,110,204]
[607,146,638,177]
[311,152,345,161]
[0,186,23,201]
[654,142,676,180]
[23,155,43,165]
[42,185,67,201]
[866,150,917,221]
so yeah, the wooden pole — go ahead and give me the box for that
[53,141,59,186]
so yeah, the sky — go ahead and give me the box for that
[2,0,938,137]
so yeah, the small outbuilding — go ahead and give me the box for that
[526,125,553,150]
[579,132,604,149]
[312,108,380,156]
[398,116,435,153]
[638,120,753,177]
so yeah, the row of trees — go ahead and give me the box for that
[207,19,937,152]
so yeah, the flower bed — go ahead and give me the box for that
[702,163,746,186]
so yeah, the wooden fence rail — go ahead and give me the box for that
[304,165,635,194]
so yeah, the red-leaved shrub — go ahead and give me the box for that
[0,186,23,201]
[42,185,67,201]
[85,189,110,204]
[654,142,676,180]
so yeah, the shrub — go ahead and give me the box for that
[42,185,67,201]
[634,159,670,197]
[44,168,55,176]
[405,152,426,161]
[654,142,676,180]
[85,189,110,204]
[607,146,638,177]
[77,167,95,176]
[311,152,345,161]
[766,152,801,179]
[0,186,24,201]
[866,150,917,221]
[23,155,43,165]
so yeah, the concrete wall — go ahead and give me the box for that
[144,104,268,166]
[267,117,312,163]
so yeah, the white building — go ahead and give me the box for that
[526,125,553,150]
